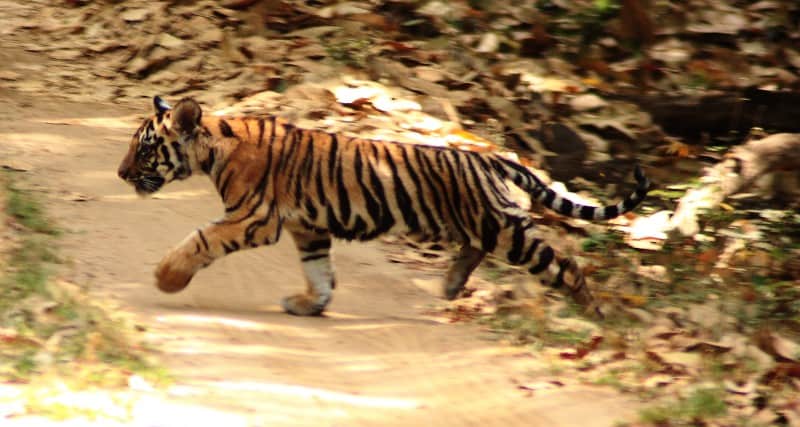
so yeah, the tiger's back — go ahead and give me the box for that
[118,97,649,317]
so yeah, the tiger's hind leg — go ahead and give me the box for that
[443,246,486,300]
[282,228,335,316]
[490,217,595,312]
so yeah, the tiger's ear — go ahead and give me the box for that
[172,98,203,135]
[153,96,171,114]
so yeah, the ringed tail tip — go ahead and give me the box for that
[634,164,650,189]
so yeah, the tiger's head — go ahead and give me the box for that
[118,96,203,195]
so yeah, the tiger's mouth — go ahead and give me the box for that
[131,175,165,195]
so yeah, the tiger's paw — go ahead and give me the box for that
[154,259,194,293]
[281,294,326,316]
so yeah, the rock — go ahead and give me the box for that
[476,33,500,53]
[157,33,184,49]
[120,8,150,22]
[569,94,608,112]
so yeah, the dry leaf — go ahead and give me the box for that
[755,330,800,363]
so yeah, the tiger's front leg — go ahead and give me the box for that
[282,228,335,316]
[155,208,282,293]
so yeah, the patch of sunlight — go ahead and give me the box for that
[37,116,142,129]
[101,193,143,201]
[331,322,407,331]
[341,363,389,372]
[211,381,420,409]
[1,133,80,154]
[154,314,327,338]
[77,170,119,180]
[132,395,249,427]
[165,341,327,358]
[103,189,213,201]
[155,314,270,330]
[152,189,214,200]
[318,311,367,320]
[28,388,133,421]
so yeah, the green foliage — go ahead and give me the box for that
[593,0,618,13]
[1,173,169,391]
[485,313,592,347]
[582,231,623,252]
[5,179,59,236]
[639,388,727,425]
[743,277,800,325]
[13,350,39,378]
[324,38,373,68]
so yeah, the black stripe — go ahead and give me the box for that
[315,168,326,207]
[295,133,315,203]
[305,199,318,220]
[354,147,381,232]
[258,116,277,148]
[225,192,248,213]
[201,148,215,174]
[170,142,184,165]
[456,153,481,220]
[244,118,252,140]
[300,239,331,252]
[400,146,438,234]
[519,237,541,265]
[551,259,570,288]
[328,134,338,183]
[285,129,308,178]
[580,205,595,220]
[622,195,637,211]
[214,157,231,187]
[256,117,266,147]
[384,146,419,232]
[558,198,574,216]
[480,214,499,253]
[529,246,554,274]
[366,158,395,234]
[284,131,308,205]
[428,150,467,239]
[219,170,234,200]
[219,119,234,137]
[542,190,556,207]
[159,145,174,170]
[237,124,279,221]
[275,125,298,172]
[604,205,619,219]
[244,201,280,243]
[301,253,329,262]
[197,229,209,251]
[299,218,326,234]
[352,215,368,239]
[441,151,472,234]
[336,148,351,225]
[326,204,348,238]
[413,147,446,232]
[475,155,516,209]
[222,240,240,254]
[507,221,525,264]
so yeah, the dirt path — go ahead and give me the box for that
[1,90,638,426]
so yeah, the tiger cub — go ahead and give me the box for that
[118,96,649,316]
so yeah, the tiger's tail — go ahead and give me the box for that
[493,158,650,220]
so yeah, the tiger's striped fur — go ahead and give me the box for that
[118,96,650,316]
